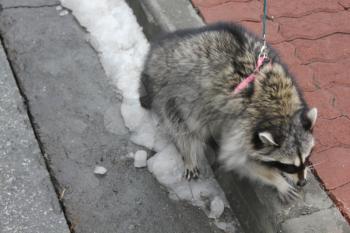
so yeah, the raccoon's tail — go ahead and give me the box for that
[139,72,152,109]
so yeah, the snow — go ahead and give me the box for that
[215,222,237,232]
[134,150,148,168]
[61,0,236,231]
[56,5,63,11]
[209,196,225,219]
[59,10,69,16]
[94,166,107,175]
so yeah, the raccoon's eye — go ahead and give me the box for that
[277,163,304,174]
[261,160,305,174]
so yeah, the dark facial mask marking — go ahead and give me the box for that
[261,160,305,174]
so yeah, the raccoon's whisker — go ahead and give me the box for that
[307,160,327,169]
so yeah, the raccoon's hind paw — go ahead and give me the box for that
[184,166,200,180]
[278,185,300,204]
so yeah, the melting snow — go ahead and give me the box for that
[209,196,225,219]
[61,0,237,231]
[59,10,69,16]
[56,5,63,11]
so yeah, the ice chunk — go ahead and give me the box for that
[56,5,63,11]
[134,150,147,168]
[59,10,69,16]
[214,221,236,233]
[94,166,107,175]
[209,196,225,219]
[147,145,184,185]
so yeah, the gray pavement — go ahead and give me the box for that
[0,40,69,232]
[0,1,225,233]
[0,0,59,8]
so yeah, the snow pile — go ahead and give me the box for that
[60,0,236,231]
[209,196,225,219]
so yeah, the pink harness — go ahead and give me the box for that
[232,55,267,95]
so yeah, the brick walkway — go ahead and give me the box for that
[192,0,350,221]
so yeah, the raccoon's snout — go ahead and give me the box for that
[297,178,307,187]
[296,169,308,187]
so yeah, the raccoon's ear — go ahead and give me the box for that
[258,132,278,146]
[307,108,317,129]
[302,107,317,130]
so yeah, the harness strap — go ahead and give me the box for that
[232,0,269,95]
[232,55,266,95]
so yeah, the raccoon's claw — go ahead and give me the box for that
[185,167,200,180]
[278,186,300,204]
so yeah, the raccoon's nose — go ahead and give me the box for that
[297,179,307,187]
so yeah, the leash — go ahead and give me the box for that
[260,0,268,59]
[262,0,267,39]
[233,0,269,95]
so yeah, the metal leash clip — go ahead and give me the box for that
[258,35,268,60]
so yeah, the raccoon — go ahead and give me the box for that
[139,23,317,201]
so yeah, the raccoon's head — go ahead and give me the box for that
[252,107,317,187]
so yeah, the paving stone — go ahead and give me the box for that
[279,208,350,233]
[192,0,252,8]
[290,65,317,92]
[310,147,350,190]
[311,120,341,153]
[292,34,350,64]
[309,58,350,89]
[278,11,350,41]
[273,42,299,66]
[326,117,350,145]
[240,20,283,44]
[328,85,350,116]
[303,90,342,119]
[332,183,350,221]
[312,116,350,150]
[338,0,350,9]
[197,1,262,23]
[269,0,342,18]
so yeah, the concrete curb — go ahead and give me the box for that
[127,1,350,232]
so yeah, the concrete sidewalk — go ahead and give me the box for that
[0,0,234,232]
[0,41,69,232]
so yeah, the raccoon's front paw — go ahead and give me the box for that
[184,165,200,180]
[277,184,299,203]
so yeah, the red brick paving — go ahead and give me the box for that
[191,0,350,221]
[292,35,350,64]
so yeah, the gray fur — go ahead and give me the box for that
[139,23,316,201]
